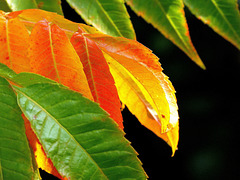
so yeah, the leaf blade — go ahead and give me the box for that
[0,12,30,73]
[15,83,147,179]
[29,19,93,99]
[4,0,38,11]
[71,31,124,129]
[86,33,179,154]
[184,0,240,50]
[126,0,205,69]
[35,0,63,15]
[66,0,136,39]
[0,77,33,180]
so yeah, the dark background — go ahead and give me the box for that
[41,1,240,179]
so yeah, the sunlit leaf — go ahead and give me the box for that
[184,0,240,50]
[0,77,33,180]
[0,12,30,73]
[71,30,124,129]
[86,33,179,154]
[15,83,147,179]
[126,0,205,69]
[66,0,136,39]
[3,0,37,11]
[29,19,93,99]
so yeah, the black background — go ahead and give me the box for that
[41,1,240,179]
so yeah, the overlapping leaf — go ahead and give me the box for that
[66,0,136,39]
[0,77,33,180]
[0,12,30,73]
[85,33,179,154]
[184,0,240,50]
[28,19,93,99]
[2,0,37,11]
[14,83,147,179]
[125,0,205,69]
[35,0,63,15]
[71,30,124,129]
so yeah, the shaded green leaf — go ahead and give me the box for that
[66,0,136,39]
[184,0,240,50]
[35,0,63,15]
[0,0,11,12]
[126,0,205,69]
[15,83,147,179]
[0,63,59,87]
[0,77,33,180]
[3,0,37,11]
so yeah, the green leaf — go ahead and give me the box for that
[35,0,63,15]
[66,0,136,39]
[0,77,33,180]
[3,0,37,11]
[0,0,11,12]
[126,0,205,69]
[184,0,240,50]
[0,63,60,87]
[15,83,147,179]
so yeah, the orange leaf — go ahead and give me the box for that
[29,19,93,100]
[71,31,123,129]
[85,33,179,154]
[0,12,30,73]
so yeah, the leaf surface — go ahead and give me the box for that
[35,0,63,15]
[4,0,37,11]
[184,0,240,50]
[66,0,136,39]
[29,19,93,100]
[0,77,33,180]
[126,0,205,69]
[85,33,179,154]
[15,83,147,179]
[71,31,123,129]
[0,12,30,73]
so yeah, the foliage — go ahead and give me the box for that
[0,0,239,179]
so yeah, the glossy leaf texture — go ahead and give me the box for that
[126,0,205,69]
[85,33,179,154]
[15,83,147,179]
[28,19,93,100]
[0,77,33,180]
[71,31,124,129]
[184,0,240,50]
[66,0,136,39]
[0,12,30,73]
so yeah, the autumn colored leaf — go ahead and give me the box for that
[71,30,124,129]
[0,77,33,180]
[0,12,30,73]
[66,0,136,39]
[184,0,240,50]
[14,83,147,179]
[28,19,93,100]
[85,33,179,154]
[126,0,205,69]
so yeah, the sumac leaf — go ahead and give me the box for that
[15,83,147,179]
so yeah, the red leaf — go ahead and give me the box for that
[71,30,123,129]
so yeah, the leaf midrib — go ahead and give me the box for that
[15,87,108,179]
[153,0,190,52]
[211,0,240,40]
